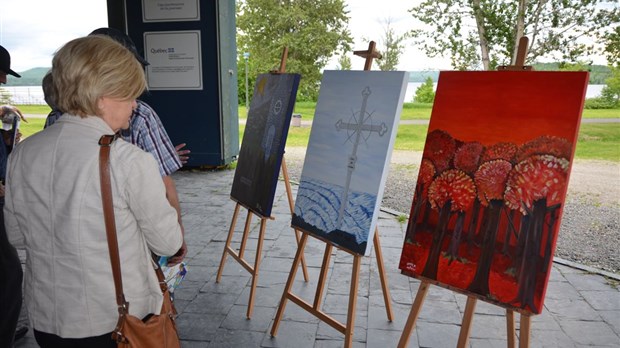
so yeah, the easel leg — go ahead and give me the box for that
[373,231,393,321]
[271,233,309,337]
[519,314,531,348]
[246,218,267,318]
[344,255,362,348]
[238,209,254,259]
[457,296,477,348]
[313,244,333,309]
[216,203,241,282]
[281,156,309,282]
[397,281,430,348]
[507,309,516,348]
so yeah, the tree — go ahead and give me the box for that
[337,54,352,70]
[376,18,408,71]
[602,66,620,106]
[237,0,353,101]
[602,25,620,66]
[414,77,435,103]
[408,0,620,70]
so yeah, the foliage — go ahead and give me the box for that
[408,0,620,70]
[336,54,352,70]
[376,18,408,71]
[414,77,435,103]
[236,0,353,102]
[602,24,620,67]
[534,62,611,84]
[604,65,620,103]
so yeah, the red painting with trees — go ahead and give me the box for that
[399,71,588,314]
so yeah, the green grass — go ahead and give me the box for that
[19,117,46,138]
[582,108,620,119]
[574,123,620,161]
[17,105,52,115]
[241,102,618,121]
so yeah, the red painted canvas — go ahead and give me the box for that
[399,71,588,314]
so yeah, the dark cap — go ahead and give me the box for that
[0,45,21,78]
[89,27,149,67]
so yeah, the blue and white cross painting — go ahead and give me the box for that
[292,70,408,255]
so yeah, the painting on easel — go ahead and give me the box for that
[292,70,408,256]
[399,71,588,314]
[231,73,301,217]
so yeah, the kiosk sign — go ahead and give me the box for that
[144,30,203,90]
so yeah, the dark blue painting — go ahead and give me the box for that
[231,73,301,217]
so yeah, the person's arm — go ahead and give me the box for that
[163,175,187,265]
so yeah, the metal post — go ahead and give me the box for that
[243,52,250,111]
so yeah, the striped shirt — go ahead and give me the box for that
[45,101,181,176]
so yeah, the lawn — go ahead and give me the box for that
[17,105,620,162]
[240,102,619,121]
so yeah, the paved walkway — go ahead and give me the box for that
[15,169,620,347]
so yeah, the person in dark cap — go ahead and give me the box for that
[0,45,21,84]
[45,28,188,264]
[0,44,28,347]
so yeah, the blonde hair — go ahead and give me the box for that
[52,35,146,117]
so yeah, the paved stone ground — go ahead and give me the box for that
[15,169,620,347]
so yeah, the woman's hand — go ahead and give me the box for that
[167,240,187,266]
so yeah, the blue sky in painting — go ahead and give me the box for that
[300,70,408,194]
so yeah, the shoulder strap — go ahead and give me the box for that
[98,134,128,312]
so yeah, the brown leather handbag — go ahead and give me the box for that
[99,134,181,348]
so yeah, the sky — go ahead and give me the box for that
[0,0,450,73]
[0,0,608,73]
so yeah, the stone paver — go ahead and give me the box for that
[15,169,620,347]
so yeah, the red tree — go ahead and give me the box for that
[504,154,569,311]
[514,135,572,163]
[423,129,456,174]
[481,142,518,163]
[406,159,436,241]
[445,142,484,261]
[467,160,513,296]
[422,169,476,280]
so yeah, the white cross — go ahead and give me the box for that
[334,86,387,229]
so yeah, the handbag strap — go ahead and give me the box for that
[98,134,128,313]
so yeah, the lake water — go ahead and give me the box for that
[0,84,607,106]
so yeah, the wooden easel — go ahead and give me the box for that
[397,37,534,348]
[270,41,394,348]
[216,47,309,319]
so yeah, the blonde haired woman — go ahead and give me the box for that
[4,35,183,347]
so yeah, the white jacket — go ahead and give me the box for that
[4,115,183,338]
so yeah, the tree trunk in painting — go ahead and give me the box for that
[502,209,519,256]
[542,204,560,274]
[514,214,531,278]
[446,211,466,264]
[466,199,481,246]
[422,201,452,280]
[515,198,547,311]
[406,185,425,242]
[467,199,503,296]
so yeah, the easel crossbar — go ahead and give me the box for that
[224,246,254,274]
[287,293,346,333]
